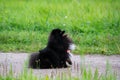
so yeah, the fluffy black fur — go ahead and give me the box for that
[29,28,74,69]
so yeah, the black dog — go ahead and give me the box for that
[29,28,75,69]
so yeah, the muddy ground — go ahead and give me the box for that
[0,52,120,79]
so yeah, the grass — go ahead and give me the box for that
[0,60,117,80]
[0,69,117,80]
[0,0,120,55]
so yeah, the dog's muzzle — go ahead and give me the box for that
[69,44,76,50]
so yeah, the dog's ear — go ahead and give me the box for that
[60,30,68,37]
[60,30,65,35]
[51,29,61,35]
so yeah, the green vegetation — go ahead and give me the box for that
[0,0,120,54]
[0,69,117,80]
[0,62,117,80]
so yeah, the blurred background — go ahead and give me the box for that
[0,0,120,55]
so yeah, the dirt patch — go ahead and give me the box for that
[0,53,120,79]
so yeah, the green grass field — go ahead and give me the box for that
[0,0,120,55]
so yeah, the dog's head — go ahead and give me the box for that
[48,28,75,52]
